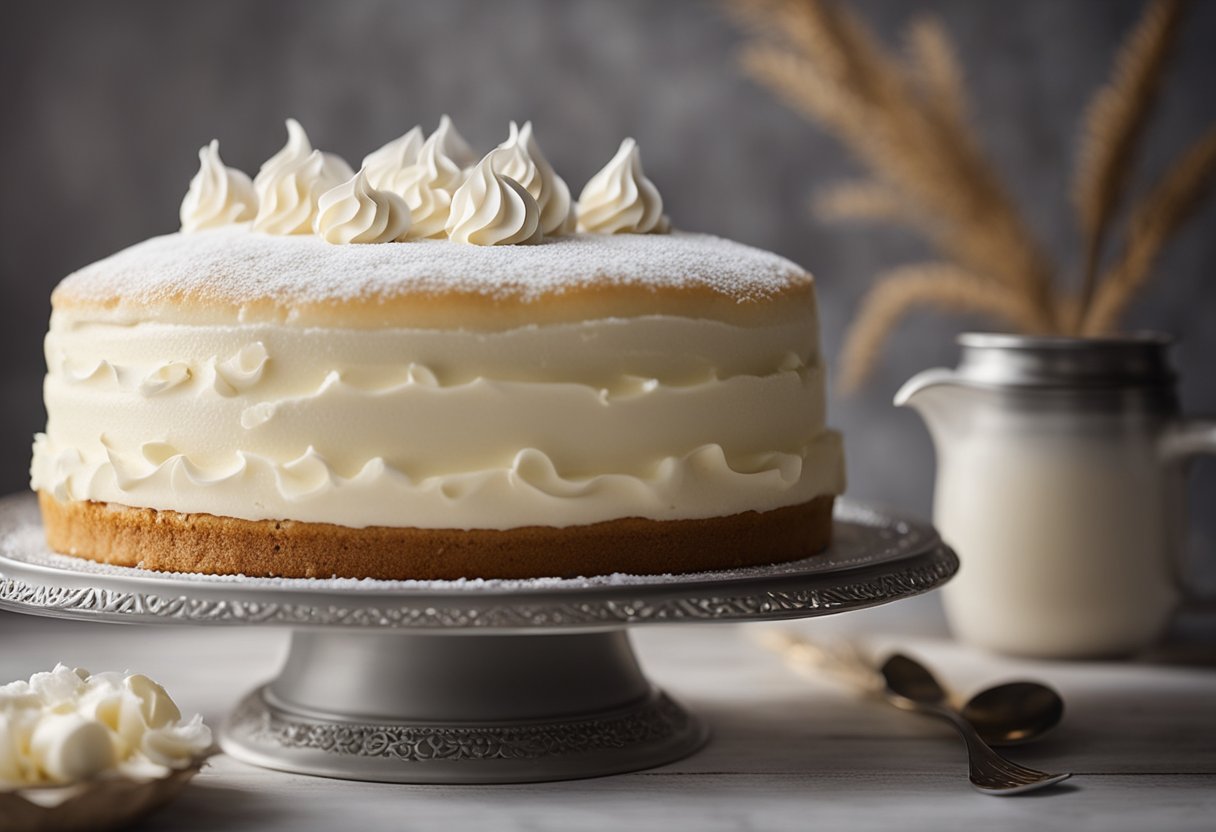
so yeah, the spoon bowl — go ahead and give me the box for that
[879,654,1071,795]
[962,681,1065,746]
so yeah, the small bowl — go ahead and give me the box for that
[0,753,211,832]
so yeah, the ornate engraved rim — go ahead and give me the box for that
[0,549,956,629]
[227,687,693,763]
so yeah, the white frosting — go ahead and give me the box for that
[445,153,543,245]
[179,140,257,232]
[34,313,843,529]
[392,129,466,238]
[253,119,354,235]
[577,138,666,234]
[314,169,412,244]
[492,122,574,236]
[0,665,210,788]
[361,126,423,190]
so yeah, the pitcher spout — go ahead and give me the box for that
[894,368,975,447]
[893,368,962,410]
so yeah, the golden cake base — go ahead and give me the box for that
[36,491,834,580]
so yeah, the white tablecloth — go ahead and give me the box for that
[1,595,1213,832]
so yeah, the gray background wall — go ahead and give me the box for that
[2,0,1214,586]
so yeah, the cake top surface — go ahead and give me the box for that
[53,227,815,329]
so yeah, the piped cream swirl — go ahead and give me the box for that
[253,119,355,235]
[492,121,574,236]
[179,140,257,232]
[393,130,466,238]
[253,119,352,192]
[577,138,666,234]
[361,126,423,190]
[314,169,412,244]
[433,114,478,169]
[445,153,542,245]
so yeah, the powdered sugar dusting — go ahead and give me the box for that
[55,227,809,308]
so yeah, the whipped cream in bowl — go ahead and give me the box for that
[0,665,213,829]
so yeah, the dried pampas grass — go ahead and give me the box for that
[730,0,1211,390]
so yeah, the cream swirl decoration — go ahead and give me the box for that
[523,122,578,235]
[253,119,354,235]
[445,153,543,245]
[577,138,667,234]
[179,140,257,232]
[393,129,466,238]
[253,119,352,191]
[361,126,423,190]
[314,169,412,244]
[434,114,479,169]
[175,119,679,243]
[491,121,574,236]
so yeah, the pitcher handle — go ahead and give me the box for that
[1160,418,1216,608]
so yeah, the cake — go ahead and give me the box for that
[31,116,845,580]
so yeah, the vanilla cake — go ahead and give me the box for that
[31,117,844,579]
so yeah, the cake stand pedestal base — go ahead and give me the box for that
[221,630,707,784]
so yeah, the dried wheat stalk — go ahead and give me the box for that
[731,0,1209,391]
[905,17,967,128]
[1073,0,1185,328]
[813,180,910,224]
[737,1,1058,321]
[838,263,1049,393]
[1082,128,1216,334]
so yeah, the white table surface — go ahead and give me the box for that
[2,595,1214,832]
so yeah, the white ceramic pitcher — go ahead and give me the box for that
[897,333,1215,658]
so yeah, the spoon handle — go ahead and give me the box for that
[754,630,884,693]
[905,700,1070,794]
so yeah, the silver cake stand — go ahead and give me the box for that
[0,493,956,784]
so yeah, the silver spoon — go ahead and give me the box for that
[880,654,1072,795]
[757,631,1066,746]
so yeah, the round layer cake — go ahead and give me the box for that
[31,120,844,580]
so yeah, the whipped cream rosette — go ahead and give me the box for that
[577,138,668,234]
[445,152,543,245]
[361,125,424,190]
[179,140,257,232]
[390,126,466,238]
[314,168,413,244]
[432,114,479,169]
[253,119,354,235]
[490,121,574,236]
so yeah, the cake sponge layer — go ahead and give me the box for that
[38,492,834,581]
